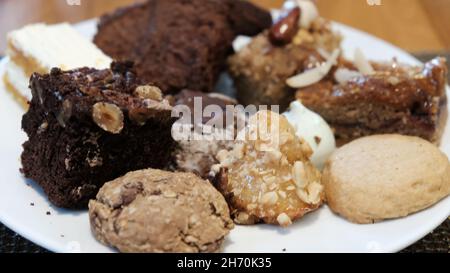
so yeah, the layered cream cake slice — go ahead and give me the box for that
[4,23,112,108]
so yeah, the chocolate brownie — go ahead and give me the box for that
[21,62,176,208]
[94,0,272,95]
[296,57,449,145]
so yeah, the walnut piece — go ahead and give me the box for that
[92,102,124,134]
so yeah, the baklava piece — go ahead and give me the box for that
[212,110,323,227]
[297,57,448,145]
[21,62,176,208]
[228,1,341,110]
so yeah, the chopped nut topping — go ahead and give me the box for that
[134,85,163,101]
[216,149,229,163]
[296,182,323,205]
[387,76,400,85]
[163,190,177,198]
[293,29,315,46]
[92,102,124,134]
[266,149,282,163]
[214,111,323,226]
[286,185,296,191]
[307,182,323,205]
[277,213,292,227]
[185,235,198,243]
[261,191,278,205]
[37,121,48,134]
[296,189,309,204]
[87,155,103,167]
[235,212,250,223]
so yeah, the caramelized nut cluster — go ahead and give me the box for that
[213,111,323,227]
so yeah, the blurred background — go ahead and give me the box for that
[0,0,449,54]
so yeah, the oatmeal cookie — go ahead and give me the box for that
[89,169,234,252]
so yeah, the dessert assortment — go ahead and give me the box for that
[1,0,449,252]
[297,57,448,145]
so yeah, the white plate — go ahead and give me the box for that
[0,18,449,253]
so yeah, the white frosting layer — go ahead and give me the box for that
[283,101,336,169]
[7,23,112,71]
[4,60,31,100]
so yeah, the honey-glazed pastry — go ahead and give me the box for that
[297,57,448,145]
[212,110,323,227]
[228,0,342,110]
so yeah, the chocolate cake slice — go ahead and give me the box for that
[21,62,176,208]
[296,57,448,145]
[94,0,272,95]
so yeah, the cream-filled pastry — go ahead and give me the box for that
[4,23,112,108]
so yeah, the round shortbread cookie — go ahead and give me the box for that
[323,134,450,224]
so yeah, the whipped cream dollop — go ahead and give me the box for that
[283,101,336,169]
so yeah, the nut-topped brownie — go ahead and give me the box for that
[296,57,448,145]
[94,0,272,95]
[21,62,176,208]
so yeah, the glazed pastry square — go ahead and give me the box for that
[297,58,448,145]
[228,8,341,110]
